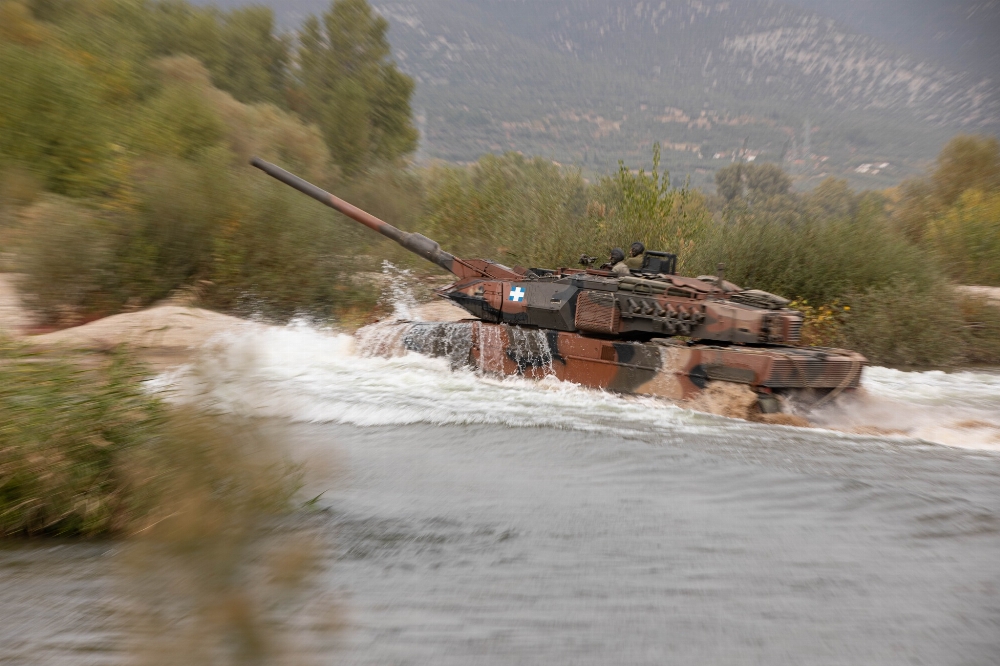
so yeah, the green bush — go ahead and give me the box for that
[0,338,301,538]
[15,196,113,320]
[0,43,109,196]
[958,294,1000,366]
[111,153,235,303]
[688,205,937,306]
[0,339,164,536]
[588,144,710,272]
[207,174,380,321]
[421,153,590,269]
[926,189,1000,285]
[892,135,1000,285]
[841,280,965,368]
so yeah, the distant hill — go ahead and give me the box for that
[203,0,1000,189]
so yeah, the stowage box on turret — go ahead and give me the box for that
[252,157,866,413]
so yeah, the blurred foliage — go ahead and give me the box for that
[125,408,321,664]
[0,0,414,194]
[927,189,1000,286]
[893,135,1000,285]
[0,0,409,323]
[957,293,1000,366]
[0,339,164,536]
[16,196,113,319]
[841,279,966,368]
[0,42,110,195]
[1,337,321,658]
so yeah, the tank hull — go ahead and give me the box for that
[389,321,865,408]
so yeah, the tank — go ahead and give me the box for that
[251,157,866,414]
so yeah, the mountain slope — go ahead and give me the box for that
[202,0,999,187]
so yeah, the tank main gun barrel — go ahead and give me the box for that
[250,157,459,275]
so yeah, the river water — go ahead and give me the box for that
[3,323,1000,664]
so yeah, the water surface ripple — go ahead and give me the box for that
[2,324,999,664]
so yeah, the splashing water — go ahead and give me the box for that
[148,266,1000,451]
[378,261,419,320]
[812,367,1000,451]
[153,315,1000,452]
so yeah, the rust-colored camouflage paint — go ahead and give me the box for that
[403,321,864,401]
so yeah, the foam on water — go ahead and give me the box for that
[159,323,740,435]
[811,367,1000,451]
[156,320,1000,452]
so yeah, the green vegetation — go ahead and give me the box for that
[415,144,999,367]
[0,337,301,537]
[1,336,318,660]
[296,0,417,174]
[0,0,997,370]
[0,0,417,322]
[893,135,1000,286]
[0,338,162,535]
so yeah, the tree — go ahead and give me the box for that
[932,135,1000,207]
[215,6,289,106]
[295,0,417,174]
[715,162,791,205]
[715,163,743,203]
[804,177,856,221]
[0,43,108,195]
[744,163,791,202]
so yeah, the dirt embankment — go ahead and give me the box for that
[0,274,253,368]
[0,273,468,369]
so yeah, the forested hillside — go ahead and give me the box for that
[205,0,999,188]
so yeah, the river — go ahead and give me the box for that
[2,323,999,664]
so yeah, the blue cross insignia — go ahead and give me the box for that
[508,286,525,302]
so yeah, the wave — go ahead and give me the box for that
[153,321,1000,452]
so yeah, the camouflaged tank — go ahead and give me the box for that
[252,157,866,413]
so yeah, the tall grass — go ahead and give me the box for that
[421,153,591,269]
[686,208,937,306]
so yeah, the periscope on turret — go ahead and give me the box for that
[251,158,867,414]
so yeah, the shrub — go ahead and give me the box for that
[958,294,1000,366]
[0,338,302,538]
[0,340,164,536]
[421,153,591,269]
[15,196,113,321]
[926,189,1000,285]
[0,43,109,195]
[588,145,710,273]
[688,210,937,306]
[841,280,965,368]
[207,173,381,321]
